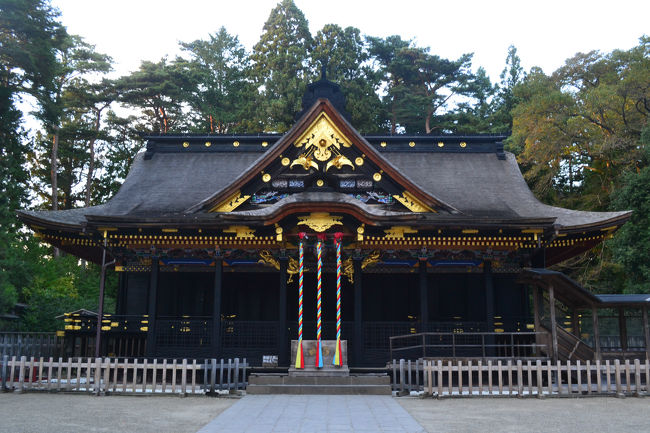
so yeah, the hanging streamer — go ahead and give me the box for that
[315,234,325,368]
[295,233,306,369]
[333,232,343,366]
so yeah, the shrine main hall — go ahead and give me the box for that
[20,77,649,367]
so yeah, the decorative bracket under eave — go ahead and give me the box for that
[210,190,250,212]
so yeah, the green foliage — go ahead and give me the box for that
[19,251,117,331]
[177,27,258,133]
[609,127,650,293]
[114,59,186,134]
[251,0,313,132]
[312,24,383,133]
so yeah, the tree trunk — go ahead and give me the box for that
[51,130,59,211]
[84,109,101,207]
[51,127,60,258]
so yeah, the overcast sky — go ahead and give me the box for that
[51,0,648,83]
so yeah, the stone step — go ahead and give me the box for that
[246,384,392,395]
[248,374,390,386]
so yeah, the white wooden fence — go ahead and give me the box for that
[0,355,247,395]
[392,358,650,397]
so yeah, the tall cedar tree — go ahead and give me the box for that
[312,24,384,133]
[251,0,313,132]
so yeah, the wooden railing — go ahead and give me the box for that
[389,332,548,360]
[0,332,64,359]
[0,355,247,395]
[391,358,650,397]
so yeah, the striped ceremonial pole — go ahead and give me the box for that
[315,234,325,368]
[333,232,343,366]
[295,233,306,369]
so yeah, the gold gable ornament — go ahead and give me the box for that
[211,190,250,212]
[393,191,434,213]
[297,212,343,232]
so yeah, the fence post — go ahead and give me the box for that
[242,358,248,388]
[399,359,405,394]
[1,355,7,392]
[615,359,623,396]
[234,358,239,391]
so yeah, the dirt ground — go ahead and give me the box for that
[0,393,235,433]
[2,393,650,433]
[398,396,650,433]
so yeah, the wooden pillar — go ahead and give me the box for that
[278,257,288,366]
[484,261,495,356]
[618,307,628,352]
[642,306,650,360]
[548,284,558,362]
[145,256,159,357]
[419,259,428,329]
[532,286,541,356]
[592,306,601,360]
[211,256,223,358]
[354,257,363,366]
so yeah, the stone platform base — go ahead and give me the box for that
[288,340,349,377]
[247,373,391,395]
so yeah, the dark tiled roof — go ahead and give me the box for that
[18,141,629,229]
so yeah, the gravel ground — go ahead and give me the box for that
[398,396,650,433]
[0,393,235,433]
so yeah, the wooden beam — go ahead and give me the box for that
[532,287,541,356]
[419,259,428,326]
[278,257,288,366]
[354,257,363,366]
[592,306,601,361]
[211,256,223,358]
[643,306,650,360]
[549,284,558,362]
[145,257,159,357]
[484,261,495,356]
[618,307,628,352]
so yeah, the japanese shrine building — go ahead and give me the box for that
[18,77,645,367]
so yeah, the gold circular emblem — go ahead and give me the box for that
[205,141,211,147]
[182,141,189,148]
[355,157,364,166]
[262,141,269,147]
[438,142,444,147]
[409,141,415,147]
[233,141,240,147]
[262,173,271,182]
[316,179,324,187]
[275,226,283,234]
[380,141,387,147]
[460,141,467,148]
[281,157,290,166]
[357,226,365,234]
[373,172,382,182]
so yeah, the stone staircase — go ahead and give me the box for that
[247,373,392,395]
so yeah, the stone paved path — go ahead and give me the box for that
[197,395,426,433]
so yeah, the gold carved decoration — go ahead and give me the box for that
[297,212,343,232]
[223,225,255,238]
[262,173,271,182]
[373,172,382,182]
[342,257,354,284]
[211,190,250,212]
[384,226,418,239]
[290,154,319,171]
[290,112,355,173]
[258,250,305,284]
[392,191,434,213]
[281,157,290,166]
[361,250,381,269]
[325,154,355,172]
